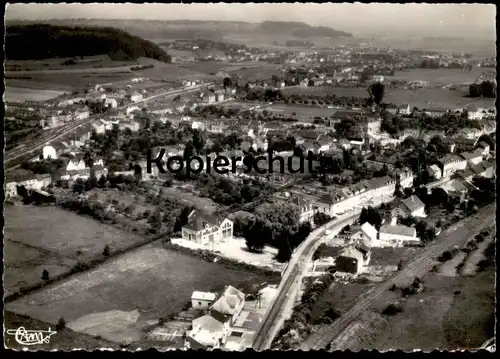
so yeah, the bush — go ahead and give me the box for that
[382,302,403,315]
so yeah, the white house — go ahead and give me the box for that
[350,222,378,245]
[438,154,468,178]
[104,98,118,109]
[394,195,426,218]
[428,164,442,180]
[42,145,57,160]
[209,286,245,326]
[186,315,227,350]
[191,291,218,310]
[5,173,52,198]
[92,122,106,134]
[460,149,484,166]
[127,93,143,103]
[378,215,420,246]
[181,210,234,246]
[66,158,87,172]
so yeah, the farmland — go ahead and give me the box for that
[3,205,149,296]
[5,241,269,343]
[281,86,496,110]
[385,68,495,85]
[5,86,67,102]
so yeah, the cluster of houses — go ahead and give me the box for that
[315,195,428,276]
[184,285,259,350]
[428,144,494,181]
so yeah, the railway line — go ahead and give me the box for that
[5,84,213,168]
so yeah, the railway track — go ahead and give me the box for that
[5,84,213,167]
[302,206,495,350]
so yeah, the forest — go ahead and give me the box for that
[6,24,172,62]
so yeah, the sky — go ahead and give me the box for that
[5,3,496,38]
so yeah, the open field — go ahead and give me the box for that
[4,205,148,296]
[328,265,495,351]
[179,61,282,81]
[6,241,269,343]
[5,86,68,102]
[6,71,137,91]
[5,55,136,71]
[385,68,495,85]
[282,86,496,109]
[134,57,219,82]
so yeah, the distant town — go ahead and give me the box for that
[3,4,496,354]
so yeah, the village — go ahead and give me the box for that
[4,5,496,352]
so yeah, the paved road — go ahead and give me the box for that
[300,203,496,351]
[5,84,212,168]
[252,212,361,351]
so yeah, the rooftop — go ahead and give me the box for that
[379,224,416,237]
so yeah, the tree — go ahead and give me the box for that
[479,81,495,98]
[244,219,269,253]
[183,141,195,160]
[223,77,232,89]
[56,317,66,330]
[103,245,111,256]
[192,130,205,153]
[342,149,352,170]
[314,212,332,227]
[41,269,49,281]
[368,82,385,105]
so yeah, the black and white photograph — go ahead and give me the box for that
[3,2,496,352]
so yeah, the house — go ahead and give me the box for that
[398,104,412,116]
[201,91,216,104]
[454,136,478,152]
[291,196,315,224]
[371,74,384,83]
[74,107,90,120]
[42,145,57,160]
[475,141,490,155]
[350,222,378,245]
[296,130,320,142]
[65,158,87,172]
[442,137,456,153]
[5,172,52,198]
[424,107,449,118]
[437,154,467,178]
[378,223,420,246]
[209,286,245,326]
[119,120,140,132]
[460,149,484,166]
[104,98,118,109]
[215,92,225,102]
[469,160,495,178]
[186,315,227,350]
[427,164,442,180]
[191,291,218,310]
[394,195,426,218]
[335,243,371,274]
[92,122,106,134]
[181,210,233,246]
[127,93,143,103]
